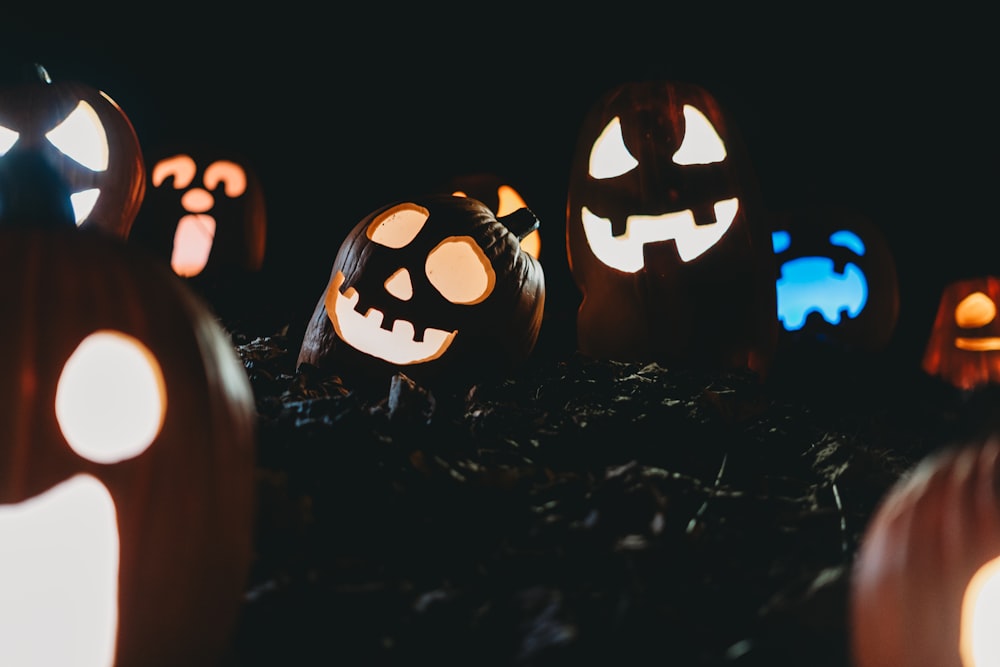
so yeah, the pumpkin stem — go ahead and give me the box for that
[500,207,539,241]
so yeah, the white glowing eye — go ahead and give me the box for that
[152,154,197,189]
[0,125,18,156]
[203,160,247,197]
[589,116,638,180]
[44,101,109,172]
[55,331,166,464]
[425,236,495,305]
[368,203,430,248]
[673,104,727,165]
[956,292,997,329]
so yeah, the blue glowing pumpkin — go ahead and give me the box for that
[771,208,898,352]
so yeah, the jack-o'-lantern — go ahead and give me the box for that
[566,80,777,377]
[771,208,899,352]
[0,226,256,666]
[922,276,1000,391]
[297,194,545,393]
[130,145,266,279]
[444,172,541,259]
[851,438,1000,667]
[0,63,145,236]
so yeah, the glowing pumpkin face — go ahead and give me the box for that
[0,227,256,666]
[922,276,1000,391]
[298,194,545,393]
[130,147,266,279]
[445,172,541,259]
[851,440,1000,667]
[566,80,777,376]
[0,64,145,236]
[771,208,899,352]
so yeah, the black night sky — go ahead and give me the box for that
[4,10,997,368]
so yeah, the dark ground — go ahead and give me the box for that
[214,306,995,667]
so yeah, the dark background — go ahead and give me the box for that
[4,10,996,370]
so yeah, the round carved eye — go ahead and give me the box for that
[425,235,495,305]
[956,292,997,329]
[367,203,429,248]
[55,330,167,464]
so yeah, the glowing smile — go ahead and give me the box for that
[956,337,1000,352]
[326,271,457,365]
[0,474,119,666]
[580,197,738,272]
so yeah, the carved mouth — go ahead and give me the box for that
[0,474,119,666]
[325,271,457,365]
[171,213,216,277]
[776,258,868,331]
[580,197,738,272]
[956,337,1000,352]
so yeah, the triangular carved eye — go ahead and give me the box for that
[45,101,109,172]
[672,104,726,166]
[55,330,166,464]
[589,116,638,180]
[0,125,18,156]
[367,203,429,248]
[425,235,495,305]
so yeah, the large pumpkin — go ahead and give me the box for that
[0,227,256,666]
[922,276,1000,391]
[0,63,145,236]
[565,80,777,377]
[771,207,899,353]
[130,144,267,279]
[297,193,545,393]
[851,438,1000,667]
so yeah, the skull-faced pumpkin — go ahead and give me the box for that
[297,194,545,392]
[0,227,256,666]
[771,208,899,353]
[130,145,267,279]
[922,276,1000,391]
[566,80,777,377]
[0,63,145,237]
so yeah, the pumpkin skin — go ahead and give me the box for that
[0,227,256,666]
[130,145,267,279]
[566,80,777,378]
[850,439,1000,667]
[0,63,145,237]
[297,194,545,393]
[771,208,899,353]
[444,171,542,259]
[922,276,1000,391]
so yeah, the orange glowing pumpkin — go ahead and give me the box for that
[922,276,1000,391]
[565,80,777,378]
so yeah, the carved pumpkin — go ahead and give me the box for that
[130,145,267,279]
[0,226,256,666]
[445,171,541,259]
[851,438,1000,667]
[566,80,777,377]
[0,63,145,236]
[297,194,545,393]
[922,276,1000,391]
[771,208,899,352]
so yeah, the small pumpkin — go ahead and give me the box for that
[297,193,545,393]
[851,438,1000,667]
[130,144,267,279]
[565,80,777,377]
[771,207,899,353]
[0,63,145,236]
[0,225,256,666]
[922,276,1000,391]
